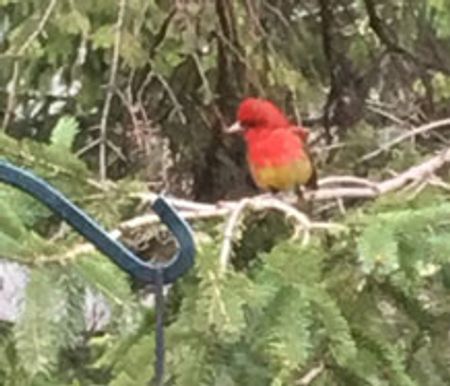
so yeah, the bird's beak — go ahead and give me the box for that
[224,121,243,134]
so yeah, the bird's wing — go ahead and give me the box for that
[290,126,318,189]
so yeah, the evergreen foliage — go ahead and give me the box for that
[2,117,450,384]
[0,118,144,385]
[2,1,450,385]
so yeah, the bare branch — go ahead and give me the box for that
[76,138,101,157]
[296,362,325,385]
[153,72,187,124]
[192,53,214,102]
[149,7,176,57]
[428,176,450,192]
[307,146,450,200]
[377,147,450,193]
[219,198,251,273]
[2,62,20,131]
[98,0,126,181]
[318,176,378,188]
[218,196,347,272]
[361,118,450,162]
[366,103,408,126]
[21,146,450,266]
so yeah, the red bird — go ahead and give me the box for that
[226,97,317,192]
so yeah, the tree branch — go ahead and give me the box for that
[98,0,126,181]
[360,117,450,162]
[16,145,450,266]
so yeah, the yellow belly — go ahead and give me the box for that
[249,158,313,191]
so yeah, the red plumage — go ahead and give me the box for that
[227,97,317,191]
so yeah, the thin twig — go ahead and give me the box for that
[251,197,312,231]
[192,53,214,101]
[366,104,408,126]
[113,86,140,130]
[21,147,450,266]
[428,176,450,192]
[76,138,101,157]
[263,2,291,29]
[2,0,58,130]
[18,0,59,56]
[406,180,429,201]
[376,147,450,193]
[361,118,450,162]
[2,63,20,130]
[137,70,154,106]
[219,198,251,274]
[296,362,325,385]
[98,0,126,181]
[136,147,450,205]
[217,197,348,272]
[153,72,187,124]
[106,138,127,162]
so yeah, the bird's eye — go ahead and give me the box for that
[240,118,259,129]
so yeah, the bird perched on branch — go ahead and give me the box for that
[225,97,317,194]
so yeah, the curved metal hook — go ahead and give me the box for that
[0,160,195,284]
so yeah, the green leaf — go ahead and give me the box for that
[50,116,79,149]
[120,31,147,69]
[54,10,90,35]
[91,24,115,49]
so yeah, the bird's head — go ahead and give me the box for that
[225,98,290,134]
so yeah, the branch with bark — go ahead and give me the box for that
[28,145,450,267]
